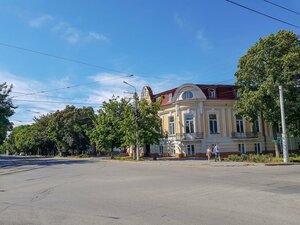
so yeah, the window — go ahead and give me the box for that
[168,116,175,135]
[238,144,246,154]
[208,89,216,98]
[254,143,261,154]
[209,114,218,134]
[275,123,282,133]
[253,119,260,133]
[236,115,244,133]
[187,145,195,156]
[235,90,239,98]
[170,145,175,156]
[168,93,172,102]
[159,145,164,154]
[182,91,193,99]
[185,114,194,133]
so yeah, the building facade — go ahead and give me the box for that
[141,83,300,157]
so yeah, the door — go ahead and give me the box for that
[145,144,151,156]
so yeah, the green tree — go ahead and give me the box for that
[33,114,56,155]
[0,82,15,144]
[235,30,300,157]
[48,105,95,156]
[121,95,163,156]
[90,97,128,157]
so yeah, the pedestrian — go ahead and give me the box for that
[213,143,221,161]
[206,145,212,161]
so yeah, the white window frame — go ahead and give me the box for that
[185,114,195,134]
[168,116,175,135]
[208,112,220,134]
[235,115,244,133]
[254,143,261,154]
[253,119,260,133]
[238,143,246,154]
[235,90,239,98]
[182,91,193,100]
[187,144,195,156]
[208,89,216,98]
[234,114,245,133]
[159,145,164,154]
[168,93,172,103]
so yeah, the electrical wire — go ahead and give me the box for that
[263,0,300,16]
[11,74,133,98]
[13,99,101,107]
[0,42,131,74]
[225,0,300,29]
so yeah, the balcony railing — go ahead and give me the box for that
[176,132,204,141]
[231,132,258,139]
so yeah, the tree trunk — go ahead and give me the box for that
[111,147,114,159]
[260,113,268,154]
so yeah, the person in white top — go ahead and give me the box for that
[206,146,212,161]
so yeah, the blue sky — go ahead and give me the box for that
[0,0,299,126]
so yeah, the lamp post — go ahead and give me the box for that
[123,81,139,160]
[279,85,288,163]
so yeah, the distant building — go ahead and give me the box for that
[141,83,300,157]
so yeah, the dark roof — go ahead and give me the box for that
[152,84,239,105]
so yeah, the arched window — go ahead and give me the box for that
[182,91,193,99]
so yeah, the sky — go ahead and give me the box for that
[0,0,299,126]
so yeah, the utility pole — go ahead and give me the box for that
[279,85,289,163]
[123,81,139,160]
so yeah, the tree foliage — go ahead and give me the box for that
[89,97,128,156]
[91,95,163,156]
[121,96,163,148]
[0,82,15,144]
[1,105,95,156]
[235,30,300,155]
[47,105,95,156]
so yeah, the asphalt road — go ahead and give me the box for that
[0,156,299,225]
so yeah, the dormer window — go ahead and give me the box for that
[182,91,193,99]
[235,90,239,98]
[208,89,216,98]
[168,93,172,102]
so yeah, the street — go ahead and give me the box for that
[0,156,299,225]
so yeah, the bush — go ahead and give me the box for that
[271,157,283,163]
[78,153,90,158]
[290,154,300,162]
[227,154,283,163]
[227,154,243,162]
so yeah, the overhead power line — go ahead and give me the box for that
[0,41,238,85]
[263,0,300,16]
[0,42,132,74]
[225,0,300,29]
[13,99,102,106]
[11,74,133,98]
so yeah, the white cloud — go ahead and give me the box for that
[0,71,94,127]
[86,32,108,42]
[1,70,189,126]
[196,30,211,49]
[87,72,185,104]
[52,22,80,44]
[28,15,108,44]
[174,13,184,28]
[29,15,53,28]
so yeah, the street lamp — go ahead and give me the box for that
[123,81,139,160]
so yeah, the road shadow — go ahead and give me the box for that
[0,155,94,169]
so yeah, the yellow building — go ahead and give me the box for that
[141,83,300,157]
